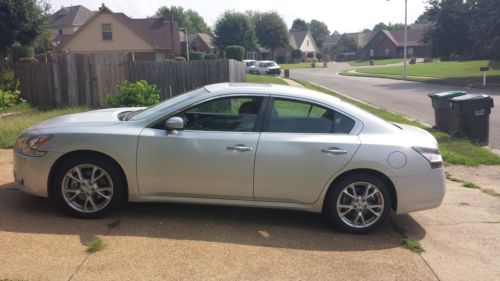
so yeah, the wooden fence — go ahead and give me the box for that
[15,53,246,108]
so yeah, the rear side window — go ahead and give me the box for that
[265,98,355,134]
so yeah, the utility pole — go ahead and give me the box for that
[180,28,190,61]
[403,0,408,79]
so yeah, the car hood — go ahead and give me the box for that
[268,66,280,69]
[396,123,438,148]
[28,107,142,131]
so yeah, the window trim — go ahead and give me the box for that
[149,94,270,133]
[262,96,359,135]
[101,23,113,41]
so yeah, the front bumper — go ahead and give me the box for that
[393,167,446,214]
[13,151,63,198]
[266,68,281,75]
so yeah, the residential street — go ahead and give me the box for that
[290,63,500,149]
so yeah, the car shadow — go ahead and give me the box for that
[0,183,426,252]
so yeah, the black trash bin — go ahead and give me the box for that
[450,94,494,146]
[428,91,467,131]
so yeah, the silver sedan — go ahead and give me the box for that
[13,83,445,233]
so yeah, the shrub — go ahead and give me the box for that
[1,67,17,91]
[106,80,160,107]
[11,44,35,63]
[312,58,318,62]
[316,53,323,61]
[224,45,245,61]
[189,51,205,60]
[307,52,315,58]
[291,49,302,61]
[0,89,21,109]
[276,55,286,64]
[204,54,217,60]
[17,57,38,64]
[174,56,186,61]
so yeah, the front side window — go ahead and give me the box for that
[102,23,112,41]
[181,96,263,132]
[266,98,355,134]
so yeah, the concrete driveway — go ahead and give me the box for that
[290,64,500,149]
[1,149,499,281]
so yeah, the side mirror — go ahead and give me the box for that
[165,116,184,131]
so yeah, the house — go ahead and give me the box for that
[49,5,95,45]
[57,4,181,60]
[362,29,430,59]
[180,32,216,55]
[250,31,319,62]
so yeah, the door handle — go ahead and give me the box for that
[227,144,253,152]
[321,147,347,155]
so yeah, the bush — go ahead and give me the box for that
[189,51,205,60]
[174,56,186,61]
[316,53,323,61]
[276,55,286,64]
[0,89,21,109]
[11,44,35,63]
[204,54,217,60]
[291,49,302,61]
[1,67,16,91]
[17,57,38,64]
[307,52,315,59]
[224,45,245,61]
[106,80,160,107]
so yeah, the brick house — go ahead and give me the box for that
[248,31,319,62]
[362,29,430,59]
[180,32,216,56]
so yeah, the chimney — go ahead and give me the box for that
[163,8,172,23]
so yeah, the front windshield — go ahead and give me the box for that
[267,62,277,67]
[129,87,208,121]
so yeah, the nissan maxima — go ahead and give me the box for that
[13,83,445,233]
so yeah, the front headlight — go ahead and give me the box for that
[15,134,53,157]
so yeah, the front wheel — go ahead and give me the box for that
[51,155,126,218]
[325,174,391,234]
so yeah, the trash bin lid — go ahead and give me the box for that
[451,94,492,102]
[428,91,466,99]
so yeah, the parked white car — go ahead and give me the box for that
[242,59,257,73]
[256,60,281,75]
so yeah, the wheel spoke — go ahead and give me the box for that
[359,212,366,225]
[75,167,85,181]
[88,196,98,211]
[96,191,110,200]
[364,184,372,198]
[368,207,382,217]
[347,184,357,197]
[67,191,81,201]
[66,173,81,183]
[367,189,379,198]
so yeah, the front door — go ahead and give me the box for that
[137,96,265,200]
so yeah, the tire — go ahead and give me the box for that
[325,174,391,234]
[51,154,126,218]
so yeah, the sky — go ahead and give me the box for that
[49,0,429,33]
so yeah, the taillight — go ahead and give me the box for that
[412,147,443,169]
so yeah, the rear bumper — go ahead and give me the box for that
[393,167,446,214]
[13,151,63,198]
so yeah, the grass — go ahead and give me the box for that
[293,79,500,166]
[482,189,500,197]
[401,239,425,254]
[463,181,481,189]
[355,60,500,78]
[86,237,106,253]
[245,74,288,85]
[0,104,88,149]
[347,59,402,66]
[279,63,312,69]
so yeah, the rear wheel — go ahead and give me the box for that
[51,155,126,218]
[325,174,391,234]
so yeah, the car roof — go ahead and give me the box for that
[258,60,276,63]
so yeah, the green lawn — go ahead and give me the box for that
[245,74,288,85]
[347,59,402,66]
[293,79,500,166]
[279,63,312,69]
[0,105,88,149]
[356,60,500,78]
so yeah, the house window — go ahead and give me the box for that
[370,49,374,57]
[385,48,390,56]
[408,47,414,55]
[102,24,112,41]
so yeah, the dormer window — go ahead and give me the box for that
[102,23,112,41]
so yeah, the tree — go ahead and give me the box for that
[154,6,211,34]
[334,34,357,53]
[291,18,308,32]
[0,0,49,58]
[309,20,330,48]
[467,0,500,59]
[372,22,388,32]
[213,11,256,52]
[255,12,289,59]
[372,22,406,32]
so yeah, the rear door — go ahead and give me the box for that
[254,97,361,204]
